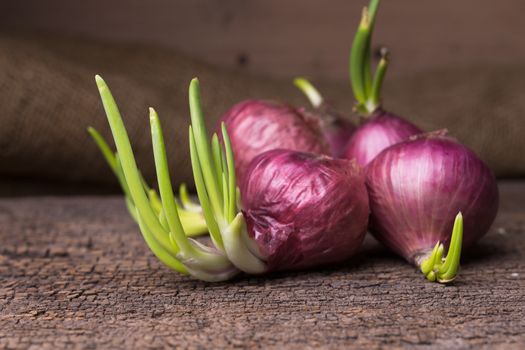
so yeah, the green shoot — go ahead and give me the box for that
[420,212,464,283]
[293,77,324,108]
[188,78,267,274]
[349,0,386,116]
[88,128,207,236]
[178,183,202,212]
[188,80,223,216]
[350,7,371,107]
[135,208,188,274]
[222,213,267,274]
[94,75,238,281]
[189,127,225,250]
[221,123,237,223]
[93,75,267,279]
[96,75,176,254]
[369,49,389,111]
[87,127,118,174]
[149,107,234,272]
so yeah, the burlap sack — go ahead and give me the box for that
[0,32,523,194]
[0,32,325,192]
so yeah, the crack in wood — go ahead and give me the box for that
[0,187,524,348]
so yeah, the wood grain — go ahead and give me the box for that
[0,182,524,348]
[1,0,525,81]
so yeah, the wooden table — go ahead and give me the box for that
[1,182,524,349]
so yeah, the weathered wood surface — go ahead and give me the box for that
[0,182,524,349]
[2,0,525,81]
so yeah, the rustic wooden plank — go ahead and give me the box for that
[0,182,524,349]
[1,0,525,81]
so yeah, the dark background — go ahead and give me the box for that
[1,0,524,196]
[3,0,524,80]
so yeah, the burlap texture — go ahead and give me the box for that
[0,32,523,194]
[385,64,525,178]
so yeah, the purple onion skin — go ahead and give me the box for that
[241,149,369,271]
[218,100,330,183]
[365,132,499,265]
[308,105,356,158]
[343,109,422,167]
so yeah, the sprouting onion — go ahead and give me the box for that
[366,132,499,283]
[343,0,422,166]
[93,75,267,281]
[93,75,370,281]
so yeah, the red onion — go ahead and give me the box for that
[241,149,369,271]
[320,113,356,158]
[94,76,368,281]
[218,100,330,183]
[343,109,422,167]
[366,131,499,282]
[294,78,356,158]
[344,0,422,166]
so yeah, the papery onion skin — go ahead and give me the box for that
[218,100,330,183]
[365,131,499,264]
[241,149,369,271]
[343,109,422,167]
[306,106,356,158]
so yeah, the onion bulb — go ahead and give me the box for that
[93,76,369,281]
[242,149,369,271]
[343,109,421,166]
[218,99,330,183]
[365,131,499,282]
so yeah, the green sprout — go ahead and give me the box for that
[295,0,387,116]
[178,183,202,212]
[187,79,267,274]
[349,0,389,116]
[420,212,464,283]
[92,75,267,281]
[293,77,324,109]
[88,125,207,236]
